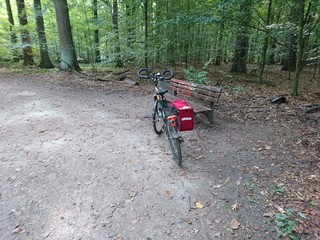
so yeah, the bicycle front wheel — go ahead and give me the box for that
[152,100,164,135]
[167,124,182,166]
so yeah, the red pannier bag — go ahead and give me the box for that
[172,99,194,131]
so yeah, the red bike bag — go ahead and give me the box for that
[172,99,194,131]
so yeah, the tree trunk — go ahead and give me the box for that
[16,0,35,66]
[282,2,299,72]
[53,0,81,71]
[125,1,136,63]
[230,32,249,73]
[258,0,272,84]
[112,0,123,68]
[292,0,306,96]
[185,0,190,68]
[5,0,19,62]
[230,0,252,74]
[93,0,101,62]
[33,0,54,68]
[143,0,148,67]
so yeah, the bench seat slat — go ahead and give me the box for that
[168,86,194,97]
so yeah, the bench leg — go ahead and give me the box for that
[207,110,214,124]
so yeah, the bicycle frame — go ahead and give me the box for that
[155,92,179,135]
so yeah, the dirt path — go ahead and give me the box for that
[0,72,309,239]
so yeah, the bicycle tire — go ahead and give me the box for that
[166,123,182,166]
[152,100,164,135]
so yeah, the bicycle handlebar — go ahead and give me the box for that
[137,68,174,81]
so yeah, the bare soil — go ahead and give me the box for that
[0,67,319,240]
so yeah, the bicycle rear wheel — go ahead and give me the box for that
[152,100,164,135]
[166,123,182,166]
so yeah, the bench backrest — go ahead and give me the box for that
[168,78,222,104]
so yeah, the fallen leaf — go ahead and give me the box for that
[263,212,273,218]
[165,190,172,196]
[298,212,309,220]
[231,202,239,211]
[196,155,204,160]
[195,202,204,209]
[13,225,26,234]
[230,218,240,230]
[273,204,285,214]
[133,218,140,224]
[192,229,200,234]
[212,231,222,237]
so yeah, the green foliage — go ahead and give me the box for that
[276,208,300,240]
[244,181,255,191]
[272,183,286,195]
[185,67,208,84]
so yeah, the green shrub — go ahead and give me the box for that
[276,208,299,240]
[185,67,208,84]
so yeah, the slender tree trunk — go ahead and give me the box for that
[282,2,299,72]
[292,0,306,96]
[268,1,281,64]
[16,0,35,66]
[185,0,190,69]
[112,0,123,68]
[5,0,19,62]
[143,0,148,67]
[230,0,252,73]
[125,2,135,63]
[258,0,272,83]
[33,0,54,68]
[93,0,101,62]
[53,0,81,71]
[154,0,161,64]
[92,0,101,62]
[166,1,175,65]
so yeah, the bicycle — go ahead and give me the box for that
[137,68,184,166]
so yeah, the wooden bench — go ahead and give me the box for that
[166,78,222,124]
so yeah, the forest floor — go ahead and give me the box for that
[0,64,319,240]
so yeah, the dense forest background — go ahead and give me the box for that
[0,0,319,95]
